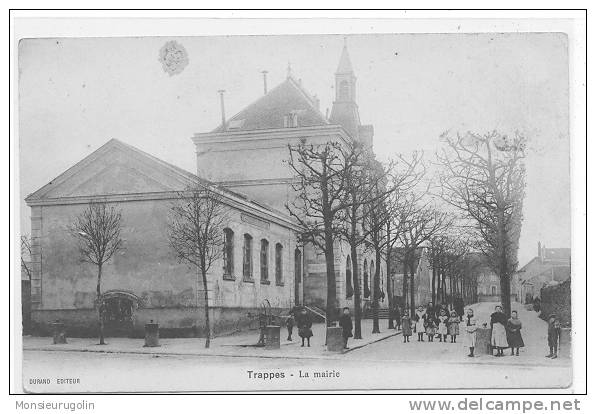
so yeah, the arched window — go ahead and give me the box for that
[275,243,284,286]
[260,239,269,283]
[339,80,350,100]
[243,234,253,281]
[223,228,234,278]
[363,259,370,298]
[346,255,353,299]
[294,248,302,284]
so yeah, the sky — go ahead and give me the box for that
[18,33,570,266]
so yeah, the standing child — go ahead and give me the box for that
[437,309,449,342]
[464,308,477,357]
[415,306,426,342]
[339,307,353,349]
[424,312,437,342]
[448,310,460,343]
[296,308,313,347]
[546,314,561,359]
[286,311,295,341]
[506,310,524,356]
[401,310,412,342]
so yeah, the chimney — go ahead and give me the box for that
[538,241,542,259]
[325,108,329,120]
[261,70,268,95]
[218,89,226,130]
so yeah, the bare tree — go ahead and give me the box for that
[383,151,426,328]
[21,235,32,281]
[168,182,229,348]
[338,147,397,338]
[70,201,123,345]
[437,130,526,316]
[393,196,452,316]
[286,139,360,326]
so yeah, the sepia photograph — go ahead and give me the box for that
[12,12,586,394]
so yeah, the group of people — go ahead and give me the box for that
[283,303,563,358]
[396,302,465,345]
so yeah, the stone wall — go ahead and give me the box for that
[31,306,287,338]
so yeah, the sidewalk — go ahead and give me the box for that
[23,318,400,360]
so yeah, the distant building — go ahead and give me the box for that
[515,242,571,303]
[390,248,432,308]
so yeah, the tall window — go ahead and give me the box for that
[294,248,302,284]
[363,259,370,298]
[243,234,253,280]
[260,239,269,283]
[346,255,353,299]
[275,243,284,285]
[223,228,234,278]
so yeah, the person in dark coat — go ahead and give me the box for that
[401,310,413,342]
[546,314,561,359]
[296,308,313,347]
[339,307,353,349]
[506,310,525,356]
[393,305,402,330]
[454,296,465,321]
[286,311,295,341]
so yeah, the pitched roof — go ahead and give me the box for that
[25,139,296,225]
[211,76,328,133]
[542,248,571,262]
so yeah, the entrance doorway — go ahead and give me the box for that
[101,291,141,337]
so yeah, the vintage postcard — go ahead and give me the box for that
[13,13,585,394]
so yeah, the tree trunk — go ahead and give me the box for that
[431,263,437,305]
[409,263,416,317]
[402,257,408,311]
[324,229,337,327]
[350,244,363,339]
[200,265,211,348]
[386,239,394,329]
[372,246,381,334]
[500,271,511,318]
[96,264,105,345]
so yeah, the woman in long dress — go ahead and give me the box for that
[464,308,477,357]
[506,310,525,356]
[490,305,509,357]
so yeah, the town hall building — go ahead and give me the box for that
[25,43,386,337]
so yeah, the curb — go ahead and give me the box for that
[23,330,402,360]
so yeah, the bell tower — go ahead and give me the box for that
[335,39,357,102]
[329,39,370,144]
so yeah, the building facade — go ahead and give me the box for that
[25,140,302,337]
[25,43,386,337]
[515,242,571,303]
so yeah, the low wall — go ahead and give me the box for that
[31,306,288,338]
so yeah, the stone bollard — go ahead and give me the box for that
[144,320,160,347]
[51,321,67,344]
[265,325,281,350]
[326,326,344,352]
[559,327,572,358]
[475,327,492,355]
